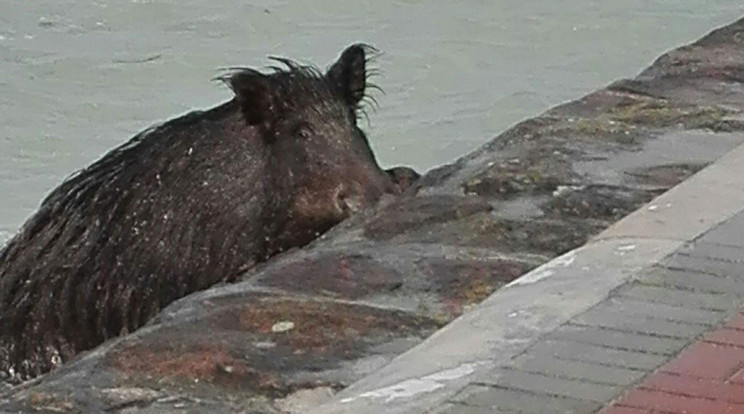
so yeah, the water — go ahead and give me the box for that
[1,1,743,241]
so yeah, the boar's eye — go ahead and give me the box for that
[294,124,314,140]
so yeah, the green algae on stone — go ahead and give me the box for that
[555,97,741,140]
[608,99,731,129]
[483,117,561,150]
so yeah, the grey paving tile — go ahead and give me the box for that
[478,369,620,403]
[664,252,744,277]
[450,384,600,414]
[680,242,744,262]
[548,324,689,356]
[614,282,741,311]
[678,241,744,262]
[640,266,744,295]
[572,309,711,339]
[525,340,668,371]
[430,402,509,414]
[509,353,646,386]
[696,212,744,247]
[589,296,727,325]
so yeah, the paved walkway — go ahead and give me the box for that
[441,214,744,413]
[310,142,744,413]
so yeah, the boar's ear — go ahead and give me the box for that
[222,70,277,127]
[327,44,369,107]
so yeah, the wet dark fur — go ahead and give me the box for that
[0,44,400,382]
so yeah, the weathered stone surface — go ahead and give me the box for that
[0,292,441,412]
[5,14,744,414]
[250,253,406,300]
[362,195,493,240]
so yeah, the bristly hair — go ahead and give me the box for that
[215,44,382,125]
[354,44,383,127]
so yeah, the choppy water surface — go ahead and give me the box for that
[1,1,743,242]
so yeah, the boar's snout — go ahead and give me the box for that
[333,185,358,216]
[333,187,369,216]
[333,173,396,217]
[333,184,371,217]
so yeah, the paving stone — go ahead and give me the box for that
[478,369,620,403]
[509,353,646,386]
[548,324,689,356]
[450,384,600,414]
[664,253,744,278]
[431,402,509,414]
[679,242,744,262]
[526,340,668,371]
[596,308,744,414]
[639,266,744,295]
[639,372,744,403]
[586,296,727,325]
[614,282,742,311]
[661,342,744,380]
[600,407,650,414]
[572,309,711,339]
[697,212,744,247]
[614,389,744,414]
[728,314,744,330]
[705,328,744,348]
[731,368,744,384]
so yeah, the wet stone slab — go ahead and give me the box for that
[1,292,441,413]
[110,294,442,395]
[5,15,744,414]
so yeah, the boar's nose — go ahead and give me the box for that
[334,185,364,216]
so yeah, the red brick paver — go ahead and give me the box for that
[640,373,744,403]
[613,389,744,413]
[704,328,744,347]
[601,406,650,414]
[660,342,744,379]
[603,311,744,414]
[725,313,744,331]
[730,368,744,385]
